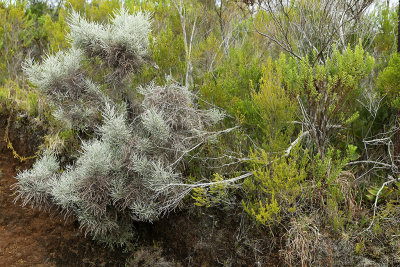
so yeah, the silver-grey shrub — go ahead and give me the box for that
[15,7,224,248]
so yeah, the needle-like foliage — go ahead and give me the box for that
[15,7,224,248]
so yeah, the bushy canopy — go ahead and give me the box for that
[15,7,224,247]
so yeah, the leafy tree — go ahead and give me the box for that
[41,10,69,52]
[398,0,400,53]
[374,2,398,56]
[284,44,374,155]
[0,2,35,83]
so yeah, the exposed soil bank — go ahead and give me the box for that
[0,115,127,266]
[0,114,278,266]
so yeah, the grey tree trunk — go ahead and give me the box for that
[396,0,400,167]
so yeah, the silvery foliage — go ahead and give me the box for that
[23,48,83,92]
[109,8,151,56]
[23,48,108,129]
[14,153,59,208]
[16,7,225,248]
[68,8,151,82]
[69,8,150,56]
[141,107,170,144]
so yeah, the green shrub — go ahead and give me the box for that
[199,45,263,140]
[378,53,400,108]
[281,44,374,155]
[0,80,44,116]
[310,145,358,232]
[243,144,309,226]
[252,57,296,152]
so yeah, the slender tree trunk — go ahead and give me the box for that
[395,109,400,167]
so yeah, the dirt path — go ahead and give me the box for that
[0,117,127,266]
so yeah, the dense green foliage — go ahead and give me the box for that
[1,0,400,265]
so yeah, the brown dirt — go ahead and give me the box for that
[0,113,281,266]
[0,114,127,266]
